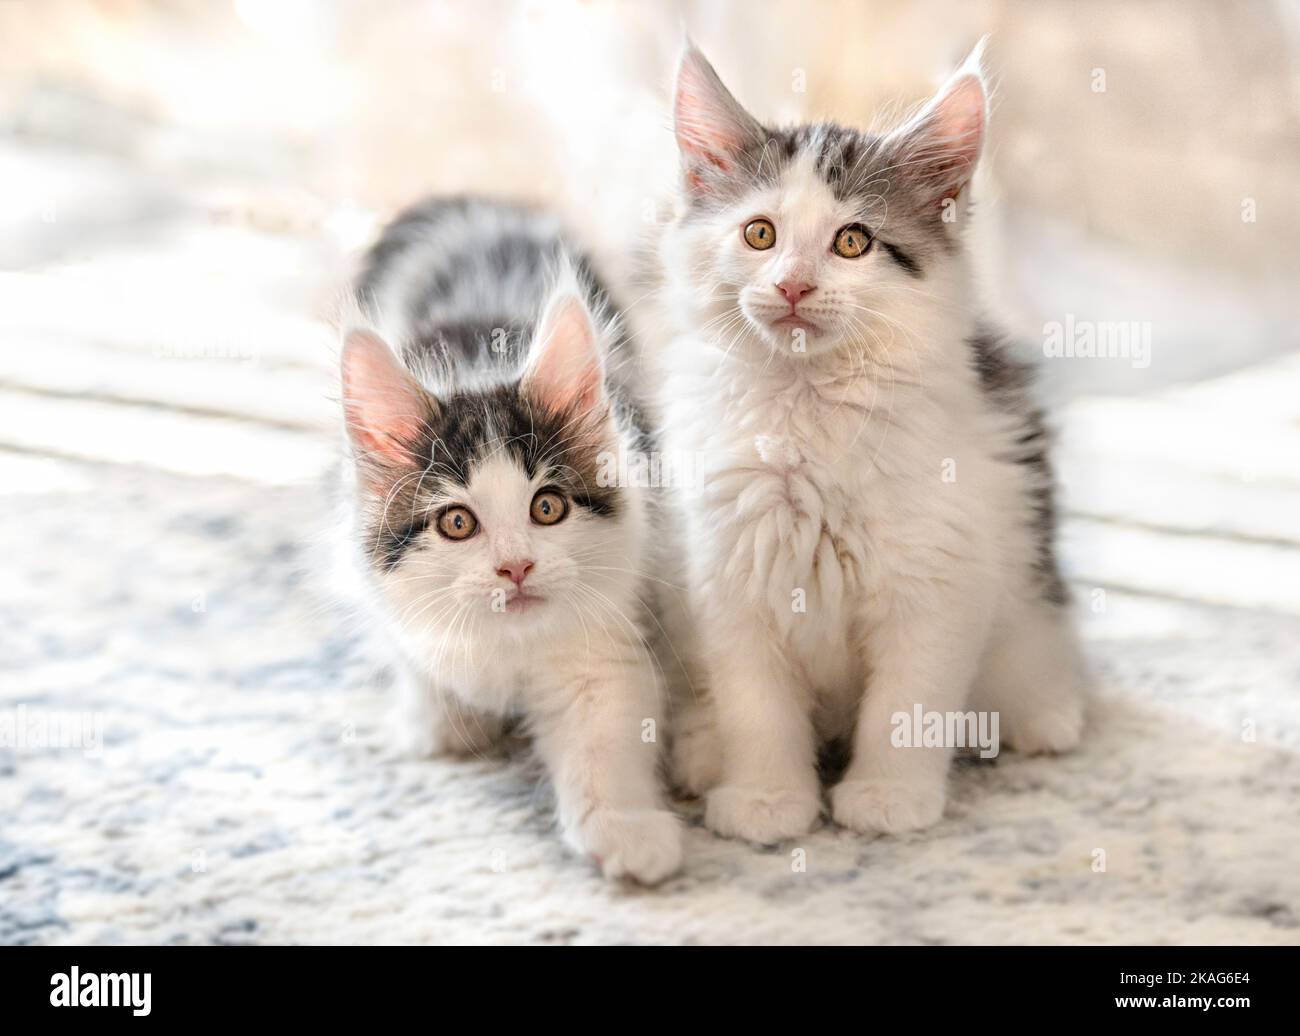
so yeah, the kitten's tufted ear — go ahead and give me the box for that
[673,42,764,196]
[523,291,605,417]
[341,328,433,469]
[888,39,989,207]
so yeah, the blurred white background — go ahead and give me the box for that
[3,1,1299,391]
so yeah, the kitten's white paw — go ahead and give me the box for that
[705,785,821,844]
[830,778,946,836]
[1007,698,1084,756]
[576,808,683,886]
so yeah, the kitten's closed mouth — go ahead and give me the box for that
[503,592,546,613]
[771,313,822,334]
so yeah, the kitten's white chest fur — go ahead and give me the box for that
[659,318,1084,843]
[662,331,1004,712]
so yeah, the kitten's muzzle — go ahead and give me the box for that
[496,559,534,587]
[775,280,816,306]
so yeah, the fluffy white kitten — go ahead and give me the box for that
[654,44,1086,844]
[339,198,681,883]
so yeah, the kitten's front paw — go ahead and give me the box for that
[577,808,683,886]
[705,785,821,844]
[830,778,945,836]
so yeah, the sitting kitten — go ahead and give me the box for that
[339,197,681,883]
[655,44,1086,843]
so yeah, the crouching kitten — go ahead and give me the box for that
[656,44,1087,844]
[338,198,681,884]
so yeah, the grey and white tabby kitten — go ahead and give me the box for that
[339,198,680,883]
[655,43,1087,844]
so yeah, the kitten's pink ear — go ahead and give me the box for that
[341,328,431,468]
[523,293,605,416]
[889,41,989,205]
[673,43,763,195]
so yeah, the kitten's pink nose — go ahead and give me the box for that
[496,560,534,587]
[776,281,815,306]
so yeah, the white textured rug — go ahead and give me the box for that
[3,460,1299,945]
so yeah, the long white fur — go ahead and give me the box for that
[341,261,682,884]
[654,45,1087,844]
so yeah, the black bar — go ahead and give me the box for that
[0,946,1291,1022]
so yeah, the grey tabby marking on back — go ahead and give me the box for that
[358,197,621,389]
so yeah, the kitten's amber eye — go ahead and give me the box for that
[530,490,567,526]
[436,506,478,541]
[743,218,776,250]
[833,223,872,258]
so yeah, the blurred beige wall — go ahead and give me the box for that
[3,0,1297,380]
